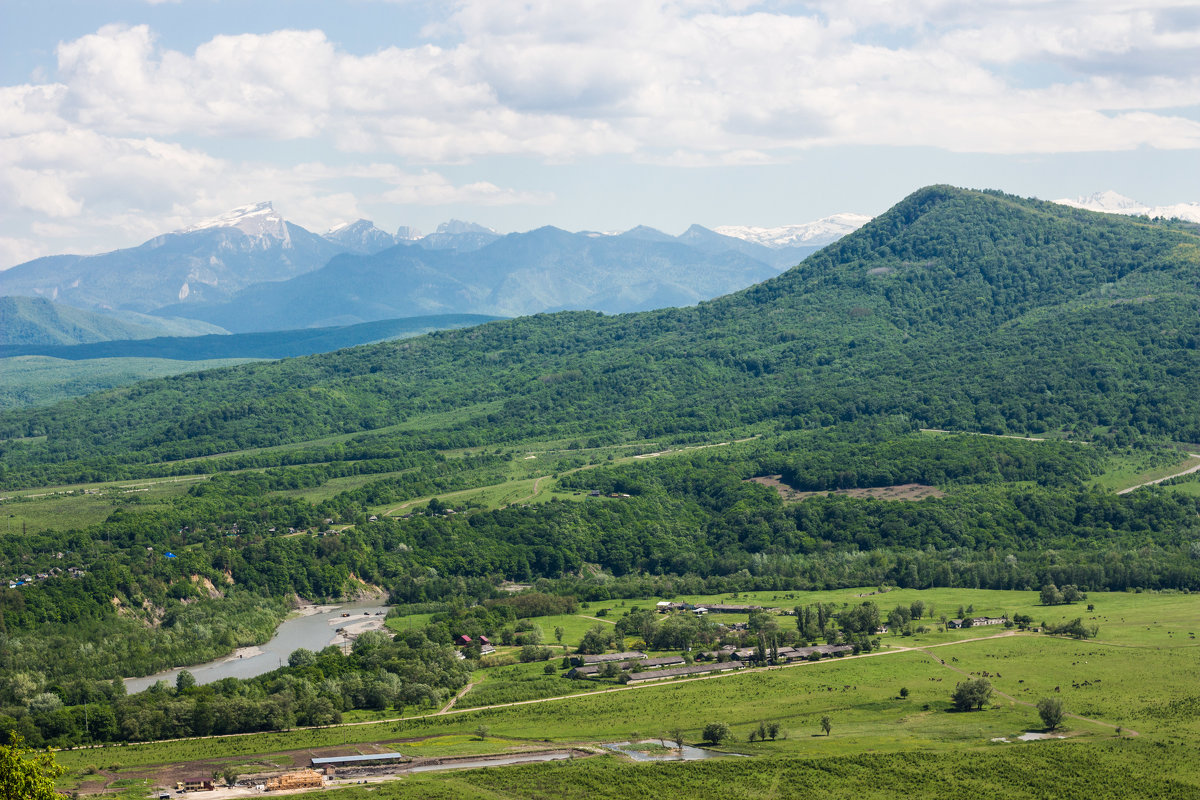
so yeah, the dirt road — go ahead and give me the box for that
[1116,454,1200,494]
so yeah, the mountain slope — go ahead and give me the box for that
[0,313,499,361]
[0,203,347,312]
[154,227,782,331]
[322,219,400,254]
[0,296,222,346]
[3,186,1199,476]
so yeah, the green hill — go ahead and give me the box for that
[0,355,258,411]
[0,295,223,345]
[6,185,1200,707]
[2,186,1197,475]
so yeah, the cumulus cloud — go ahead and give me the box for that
[1,0,1198,261]
[29,1,1198,160]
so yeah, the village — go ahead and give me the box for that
[122,593,1037,798]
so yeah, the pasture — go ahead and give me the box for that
[50,589,1200,797]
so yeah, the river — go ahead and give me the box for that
[123,601,388,693]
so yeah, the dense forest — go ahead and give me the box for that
[3,187,1200,484]
[3,186,1200,747]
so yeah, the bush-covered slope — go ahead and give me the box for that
[2,186,1198,482]
[0,296,195,346]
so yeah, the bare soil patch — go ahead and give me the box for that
[749,476,944,502]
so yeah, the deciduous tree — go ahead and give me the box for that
[0,734,63,800]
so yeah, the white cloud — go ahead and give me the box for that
[0,237,52,270]
[17,3,1197,161]
[1,0,1198,262]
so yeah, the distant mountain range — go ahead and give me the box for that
[0,203,346,312]
[714,213,873,248]
[1054,191,1200,223]
[152,225,808,332]
[0,203,873,334]
[0,207,872,333]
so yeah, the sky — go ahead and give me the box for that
[1,0,1198,268]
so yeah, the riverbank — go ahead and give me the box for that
[123,601,388,692]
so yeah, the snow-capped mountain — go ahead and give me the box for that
[181,201,289,243]
[715,213,873,249]
[1,204,868,324]
[413,220,502,253]
[323,219,400,254]
[0,202,345,312]
[1054,191,1200,223]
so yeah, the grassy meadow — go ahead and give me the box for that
[52,587,1200,800]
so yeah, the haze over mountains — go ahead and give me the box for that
[0,296,224,347]
[0,203,347,313]
[0,204,868,335]
[1054,190,1200,223]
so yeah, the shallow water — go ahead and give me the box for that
[602,741,727,761]
[124,601,387,693]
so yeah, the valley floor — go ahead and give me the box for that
[55,588,1200,799]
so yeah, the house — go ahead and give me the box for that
[574,651,647,665]
[703,604,763,614]
[947,616,1007,629]
[178,779,214,792]
[624,661,745,683]
[572,656,686,676]
[693,607,709,616]
[655,601,694,613]
[454,634,473,647]
[781,644,853,661]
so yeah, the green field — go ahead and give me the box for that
[51,588,1200,800]
[1090,450,1200,492]
[0,355,256,410]
[0,475,203,533]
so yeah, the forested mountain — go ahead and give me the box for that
[5,186,1200,717]
[4,185,1198,475]
[0,296,223,346]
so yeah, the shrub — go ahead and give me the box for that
[702,721,731,744]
